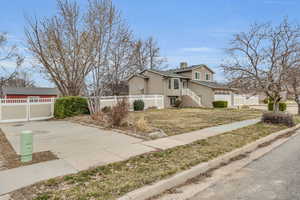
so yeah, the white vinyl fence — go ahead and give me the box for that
[214,94,259,107]
[99,95,164,110]
[233,95,259,106]
[214,94,233,106]
[0,95,163,123]
[0,98,55,123]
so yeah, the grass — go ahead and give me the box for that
[129,108,262,136]
[14,122,286,200]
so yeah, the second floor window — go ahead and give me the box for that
[173,79,179,89]
[206,73,211,81]
[195,72,200,80]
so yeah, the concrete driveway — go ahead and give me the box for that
[1,121,154,171]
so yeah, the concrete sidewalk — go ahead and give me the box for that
[0,159,77,195]
[0,118,260,196]
[142,118,260,150]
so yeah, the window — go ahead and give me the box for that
[170,97,177,105]
[173,79,179,89]
[168,79,172,89]
[194,72,200,80]
[205,73,211,81]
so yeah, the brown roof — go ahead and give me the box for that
[191,80,235,90]
[168,64,215,74]
[2,87,59,95]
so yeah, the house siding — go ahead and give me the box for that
[142,71,165,94]
[176,66,214,82]
[128,76,147,95]
[189,82,214,107]
[192,67,213,82]
[142,71,173,107]
[128,66,223,108]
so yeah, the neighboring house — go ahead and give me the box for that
[2,87,59,99]
[102,81,129,96]
[128,62,236,108]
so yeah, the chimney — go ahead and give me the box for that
[180,62,188,69]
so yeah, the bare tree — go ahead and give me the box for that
[108,25,135,95]
[132,37,166,70]
[222,19,300,112]
[286,67,300,115]
[0,32,24,96]
[25,0,166,114]
[25,0,98,96]
[84,0,132,114]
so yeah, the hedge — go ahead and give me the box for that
[174,98,182,108]
[268,102,287,112]
[54,96,89,119]
[213,101,228,108]
[262,112,294,127]
[133,100,145,111]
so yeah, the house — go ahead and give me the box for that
[2,87,59,99]
[128,62,236,108]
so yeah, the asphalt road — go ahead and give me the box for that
[190,130,300,200]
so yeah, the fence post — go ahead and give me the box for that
[51,98,55,117]
[26,98,30,121]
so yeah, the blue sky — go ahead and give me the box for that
[1,0,300,86]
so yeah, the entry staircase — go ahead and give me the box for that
[182,88,202,106]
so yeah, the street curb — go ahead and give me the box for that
[118,123,300,200]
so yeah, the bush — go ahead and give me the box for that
[241,105,250,109]
[54,96,89,119]
[213,101,228,108]
[263,98,269,104]
[262,112,294,127]
[107,98,129,126]
[101,106,111,113]
[133,100,145,111]
[174,99,182,108]
[135,117,151,132]
[268,102,287,112]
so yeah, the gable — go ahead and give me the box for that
[191,67,213,81]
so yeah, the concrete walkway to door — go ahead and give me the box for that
[0,118,260,196]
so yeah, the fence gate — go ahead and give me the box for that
[0,98,55,123]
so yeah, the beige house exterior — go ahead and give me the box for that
[128,63,235,108]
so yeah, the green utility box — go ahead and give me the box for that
[20,130,33,162]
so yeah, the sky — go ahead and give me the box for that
[1,0,300,86]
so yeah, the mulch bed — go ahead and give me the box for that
[69,115,154,140]
[0,130,58,170]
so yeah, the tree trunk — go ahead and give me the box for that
[295,96,300,115]
[273,101,280,112]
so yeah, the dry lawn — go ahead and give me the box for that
[129,108,262,136]
[13,122,286,200]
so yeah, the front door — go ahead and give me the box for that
[182,80,188,88]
